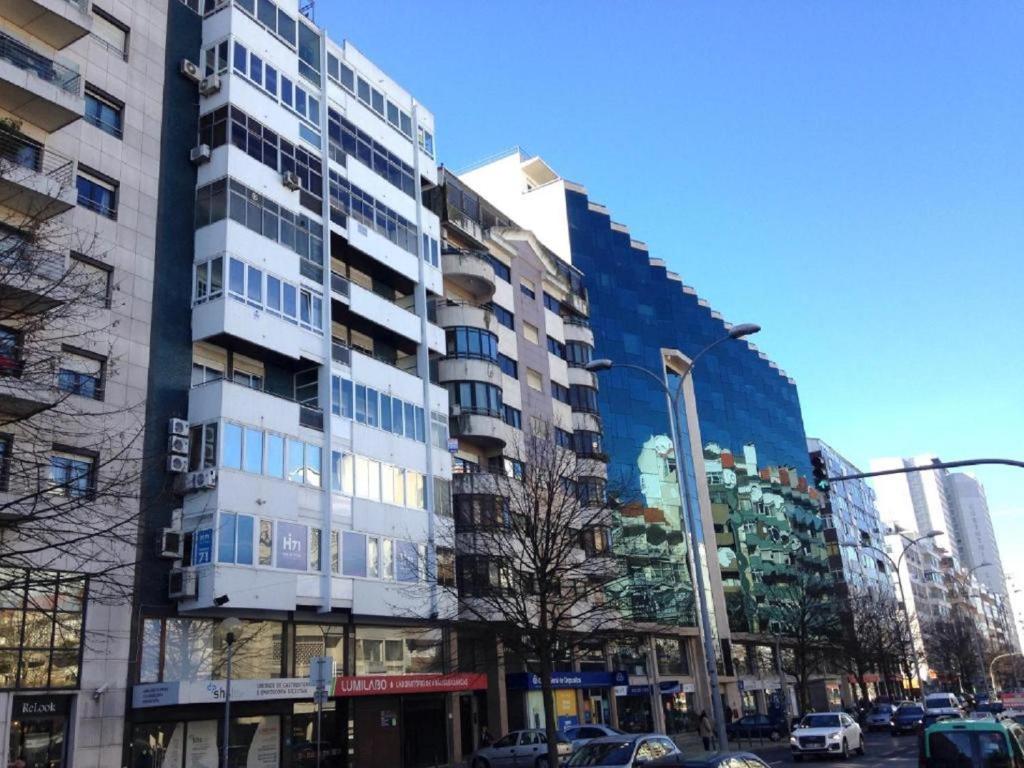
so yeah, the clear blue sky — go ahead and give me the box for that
[321,1,1024,602]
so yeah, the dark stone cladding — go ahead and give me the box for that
[563,187,813,499]
[124,0,202,699]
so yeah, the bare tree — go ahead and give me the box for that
[440,427,621,767]
[0,116,146,610]
[923,610,984,693]
[835,588,884,704]
[761,571,836,712]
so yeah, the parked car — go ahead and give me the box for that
[562,724,625,752]
[924,692,965,718]
[789,712,864,762]
[565,734,679,768]
[471,729,573,768]
[919,716,1024,768]
[865,703,897,731]
[726,713,787,741]
[890,703,926,735]
[649,750,771,767]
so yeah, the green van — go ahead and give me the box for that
[920,718,1024,768]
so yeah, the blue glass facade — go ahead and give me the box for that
[564,188,827,631]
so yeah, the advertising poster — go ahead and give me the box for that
[185,720,218,768]
[163,723,183,768]
[275,521,308,570]
[246,715,280,768]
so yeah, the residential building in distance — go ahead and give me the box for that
[434,168,611,752]
[945,471,1018,650]
[0,0,167,765]
[871,455,962,559]
[460,148,836,721]
[808,438,895,599]
[127,2,457,767]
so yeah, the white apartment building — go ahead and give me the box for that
[872,455,962,560]
[126,2,460,766]
[1,1,167,765]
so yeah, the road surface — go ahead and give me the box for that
[740,729,919,767]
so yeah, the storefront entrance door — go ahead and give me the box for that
[8,695,71,768]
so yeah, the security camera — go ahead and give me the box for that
[93,683,109,701]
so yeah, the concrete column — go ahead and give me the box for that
[448,629,462,764]
[487,636,508,736]
[605,647,620,729]
[648,635,666,734]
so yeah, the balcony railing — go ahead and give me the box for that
[299,404,324,431]
[0,130,74,186]
[331,340,351,365]
[0,30,81,95]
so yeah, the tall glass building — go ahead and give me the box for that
[462,150,829,641]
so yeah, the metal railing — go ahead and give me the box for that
[330,271,350,298]
[299,405,323,431]
[0,130,74,186]
[331,341,351,365]
[0,30,81,95]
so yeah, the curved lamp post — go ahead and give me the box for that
[219,617,243,768]
[841,529,942,694]
[586,323,759,747]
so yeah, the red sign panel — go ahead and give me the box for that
[333,673,488,697]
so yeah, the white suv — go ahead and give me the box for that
[924,693,963,718]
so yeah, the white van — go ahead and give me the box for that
[924,692,963,717]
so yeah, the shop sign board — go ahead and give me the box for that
[12,694,71,717]
[133,678,317,708]
[333,672,488,697]
[505,670,629,690]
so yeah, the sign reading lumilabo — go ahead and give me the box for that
[333,673,488,697]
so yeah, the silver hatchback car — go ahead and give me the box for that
[471,729,573,768]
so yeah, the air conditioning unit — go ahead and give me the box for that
[168,417,189,436]
[166,455,188,474]
[183,468,218,492]
[168,435,190,455]
[179,59,201,83]
[158,528,182,559]
[168,568,197,600]
[282,171,301,190]
[198,74,221,96]
[190,144,211,165]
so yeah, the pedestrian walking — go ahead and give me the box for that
[698,710,713,751]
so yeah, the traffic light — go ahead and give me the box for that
[811,453,830,494]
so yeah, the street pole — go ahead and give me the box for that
[223,633,235,768]
[774,634,790,727]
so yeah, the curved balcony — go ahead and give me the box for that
[438,357,503,387]
[563,320,594,347]
[568,365,598,389]
[450,411,507,450]
[442,249,496,302]
[572,411,602,435]
[434,300,496,333]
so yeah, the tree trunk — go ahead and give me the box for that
[540,652,560,768]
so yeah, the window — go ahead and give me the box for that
[76,168,117,219]
[437,548,455,587]
[0,434,11,492]
[520,280,536,300]
[546,336,566,359]
[445,327,499,362]
[91,7,129,60]
[84,85,123,138]
[526,368,543,392]
[573,430,603,457]
[502,405,522,429]
[554,428,573,449]
[543,292,561,313]
[49,449,95,499]
[0,569,85,689]
[328,170,420,257]
[0,326,23,377]
[57,346,105,400]
[485,254,511,282]
[297,19,321,84]
[70,253,113,309]
[418,126,434,157]
[523,322,539,344]
[328,109,415,197]
[188,423,218,471]
[569,385,599,413]
[484,302,515,330]
[497,354,518,379]
[217,512,254,565]
[565,341,593,368]
[550,382,570,404]
[449,381,502,417]
[238,0,297,47]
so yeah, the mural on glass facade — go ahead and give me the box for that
[704,443,828,633]
[608,435,695,624]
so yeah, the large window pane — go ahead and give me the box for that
[267,434,284,478]
[342,532,366,577]
[218,513,236,563]
[243,428,263,473]
[236,515,254,565]
[287,440,304,483]
[223,423,242,469]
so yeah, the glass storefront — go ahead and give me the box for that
[8,695,71,768]
[616,691,653,733]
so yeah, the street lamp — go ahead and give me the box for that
[219,616,243,768]
[841,529,941,696]
[989,652,1024,695]
[586,322,760,748]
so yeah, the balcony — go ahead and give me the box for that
[330,271,350,300]
[446,207,487,249]
[0,353,57,418]
[449,411,507,450]
[434,300,495,333]
[188,377,322,437]
[437,357,503,388]
[0,29,83,132]
[0,129,75,218]
[442,249,495,302]
[3,0,93,50]
[562,319,594,347]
